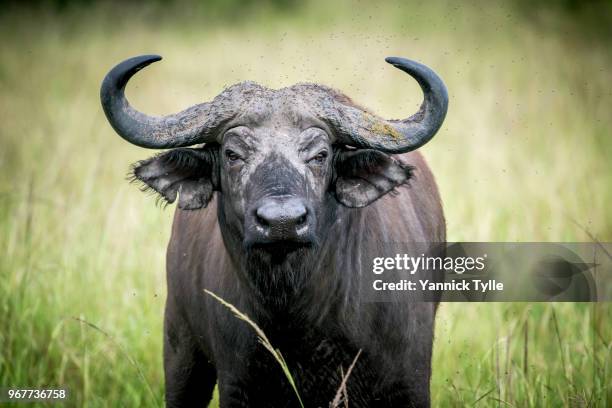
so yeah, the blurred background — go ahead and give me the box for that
[0,0,610,406]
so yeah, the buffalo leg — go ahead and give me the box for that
[164,306,217,407]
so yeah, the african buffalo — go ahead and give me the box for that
[100,54,447,407]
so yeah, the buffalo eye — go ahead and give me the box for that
[225,149,243,165]
[307,150,328,165]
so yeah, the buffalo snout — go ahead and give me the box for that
[246,196,314,246]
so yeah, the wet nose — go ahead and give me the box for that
[255,197,309,238]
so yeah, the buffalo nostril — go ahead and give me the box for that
[256,213,270,227]
[296,213,307,226]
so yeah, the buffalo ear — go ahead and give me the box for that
[333,149,413,208]
[131,146,219,210]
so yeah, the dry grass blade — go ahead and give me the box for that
[330,349,362,408]
[473,388,495,405]
[341,367,349,408]
[204,289,305,408]
[72,317,159,407]
[551,307,570,388]
[523,318,528,381]
[568,217,612,261]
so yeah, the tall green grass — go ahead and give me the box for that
[0,1,610,406]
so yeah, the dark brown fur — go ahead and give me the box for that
[163,151,444,407]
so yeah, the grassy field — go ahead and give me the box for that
[0,0,610,406]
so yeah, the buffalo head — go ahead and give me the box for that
[100,55,447,252]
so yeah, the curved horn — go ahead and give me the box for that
[333,57,448,153]
[100,55,219,149]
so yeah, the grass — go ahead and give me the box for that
[0,0,610,406]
